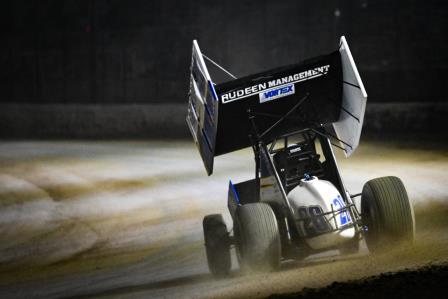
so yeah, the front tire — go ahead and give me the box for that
[235,203,281,272]
[203,214,231,277]
[361,176,415,252]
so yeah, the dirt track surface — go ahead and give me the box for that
[0,140,447,298]
[268,264,448,299]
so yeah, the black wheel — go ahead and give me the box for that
[235,203,281,272]
[361,176,415,252]
[203,214,231,276]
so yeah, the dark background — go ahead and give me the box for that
[0,0,447,138]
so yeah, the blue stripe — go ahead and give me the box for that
[229,179,241,205]
[208,80,219,102]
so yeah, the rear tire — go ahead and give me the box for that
[235,203,281,272]
[361,176,415,253]
[203,214,231,277]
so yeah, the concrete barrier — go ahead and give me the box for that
[0,103,445,139]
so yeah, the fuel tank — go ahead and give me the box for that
[287,176,355,250]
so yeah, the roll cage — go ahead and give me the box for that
[247,121,363,241]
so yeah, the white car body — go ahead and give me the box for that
[288,177,355,249]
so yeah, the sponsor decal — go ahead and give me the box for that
[221,64,330,103]
[332,195,352,226]
[289,146,302,153]
[259,84,295,103]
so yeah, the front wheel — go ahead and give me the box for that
[361,176,415,252]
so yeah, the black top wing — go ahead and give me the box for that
[214,51,342,156]
[187,38,366,175]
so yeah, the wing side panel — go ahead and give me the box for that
[186,40,219,175]
[333,36,368,157]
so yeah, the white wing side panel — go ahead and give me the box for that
[186,40,219,175]
[333,36,368,157]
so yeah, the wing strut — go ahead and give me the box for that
[202,53,238,80]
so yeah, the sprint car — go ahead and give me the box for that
[186,36,415,276]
